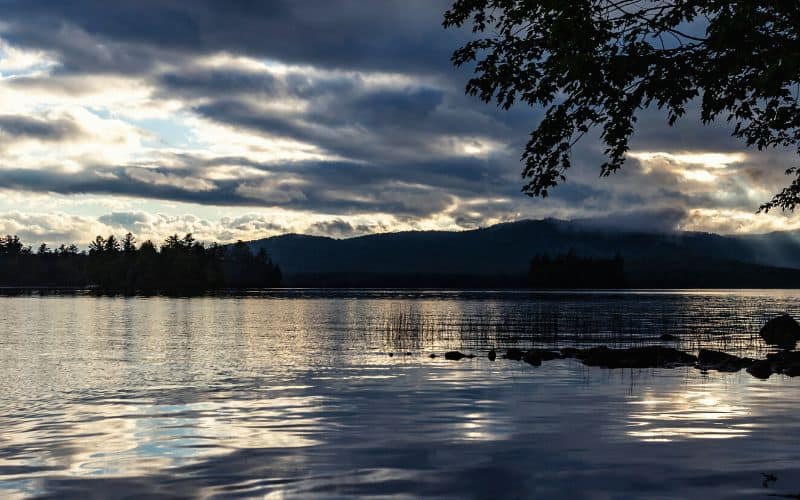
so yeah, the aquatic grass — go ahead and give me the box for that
[372,294,799,358]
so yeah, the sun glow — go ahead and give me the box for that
[680,169,718,183]
[629,151,746,168]
[628,151,748,185]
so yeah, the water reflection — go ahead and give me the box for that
[627,387,752,442]
[2,291,800,497]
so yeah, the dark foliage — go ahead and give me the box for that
[528,250,625,288]
[0,236,85,287]
[444,2,800,210]
[0,233,281,292]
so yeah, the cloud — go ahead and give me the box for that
[0,114,83,141]
[0,37,57,75]
[157,68,279,99]
[234,177,309,204]
[0,211,104,244]
[307,219,356,238]
[97,211,150,229]
[125,168,216,192]
[0,1,795,238]
[0,1,460,75]
[574,208,687,234]
[94,211,218,242]
[305,218,396,238]
[187,73,504,165]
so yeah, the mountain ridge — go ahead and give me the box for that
[246,219,800,288]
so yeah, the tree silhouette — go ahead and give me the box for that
[0,234,281,292]
[104,235,120,253]
[88,236,105,255]
[122,232,136,254]
[444,2,800,210]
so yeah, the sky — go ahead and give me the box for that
[0,0,797,246]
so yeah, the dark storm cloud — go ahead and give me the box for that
[0,154,515,217]
[188,78,509,165]
[0,115,83,141]
[0,0,533,223]
[627,101,745,153]
[157,70,279,97]
[176,150,516,202]
[0,166,230,205]
[0,0,460,75]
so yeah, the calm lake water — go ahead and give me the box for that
[2,290,800,499]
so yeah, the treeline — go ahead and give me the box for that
[0,233,281,292]
[529,251,626,289]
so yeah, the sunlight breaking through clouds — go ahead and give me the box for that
[629,152,747,169]
[0,37,57,76]
[680,208,800,234]
[628,151,747,185]
[0,4,794,241]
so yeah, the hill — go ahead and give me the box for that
[247,219,800,288]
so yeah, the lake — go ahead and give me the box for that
[2,290,800,498]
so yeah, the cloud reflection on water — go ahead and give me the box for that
[2,292,800,497]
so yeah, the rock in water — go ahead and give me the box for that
[560,347,581,358]
[577,346,697,369]
[766,351,800,376]
[487,349,497,361]
[659,333,678,341]
[444,351,474,361]
[527,348,561,361]
[503,348,524,361]
[522,350,542,366]
[697,349,753,372]
[760,314,800,349]
[747,359,773,380]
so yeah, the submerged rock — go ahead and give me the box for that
[444,351,474,361]
[759,314,800,349]
[697,349,753,372]
[560,347,581,359]
[659,333,678,341]
[501,347,561,364]
[503,348,525,361]
[522,350,542,366]
[487,349,496,361]
[766,351,800,377]
[747,359,773,380]
[528,348,562,361]
[577,346,697,369]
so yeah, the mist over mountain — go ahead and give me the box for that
[247,219,800,288]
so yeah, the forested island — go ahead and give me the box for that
[0,233,281,292]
